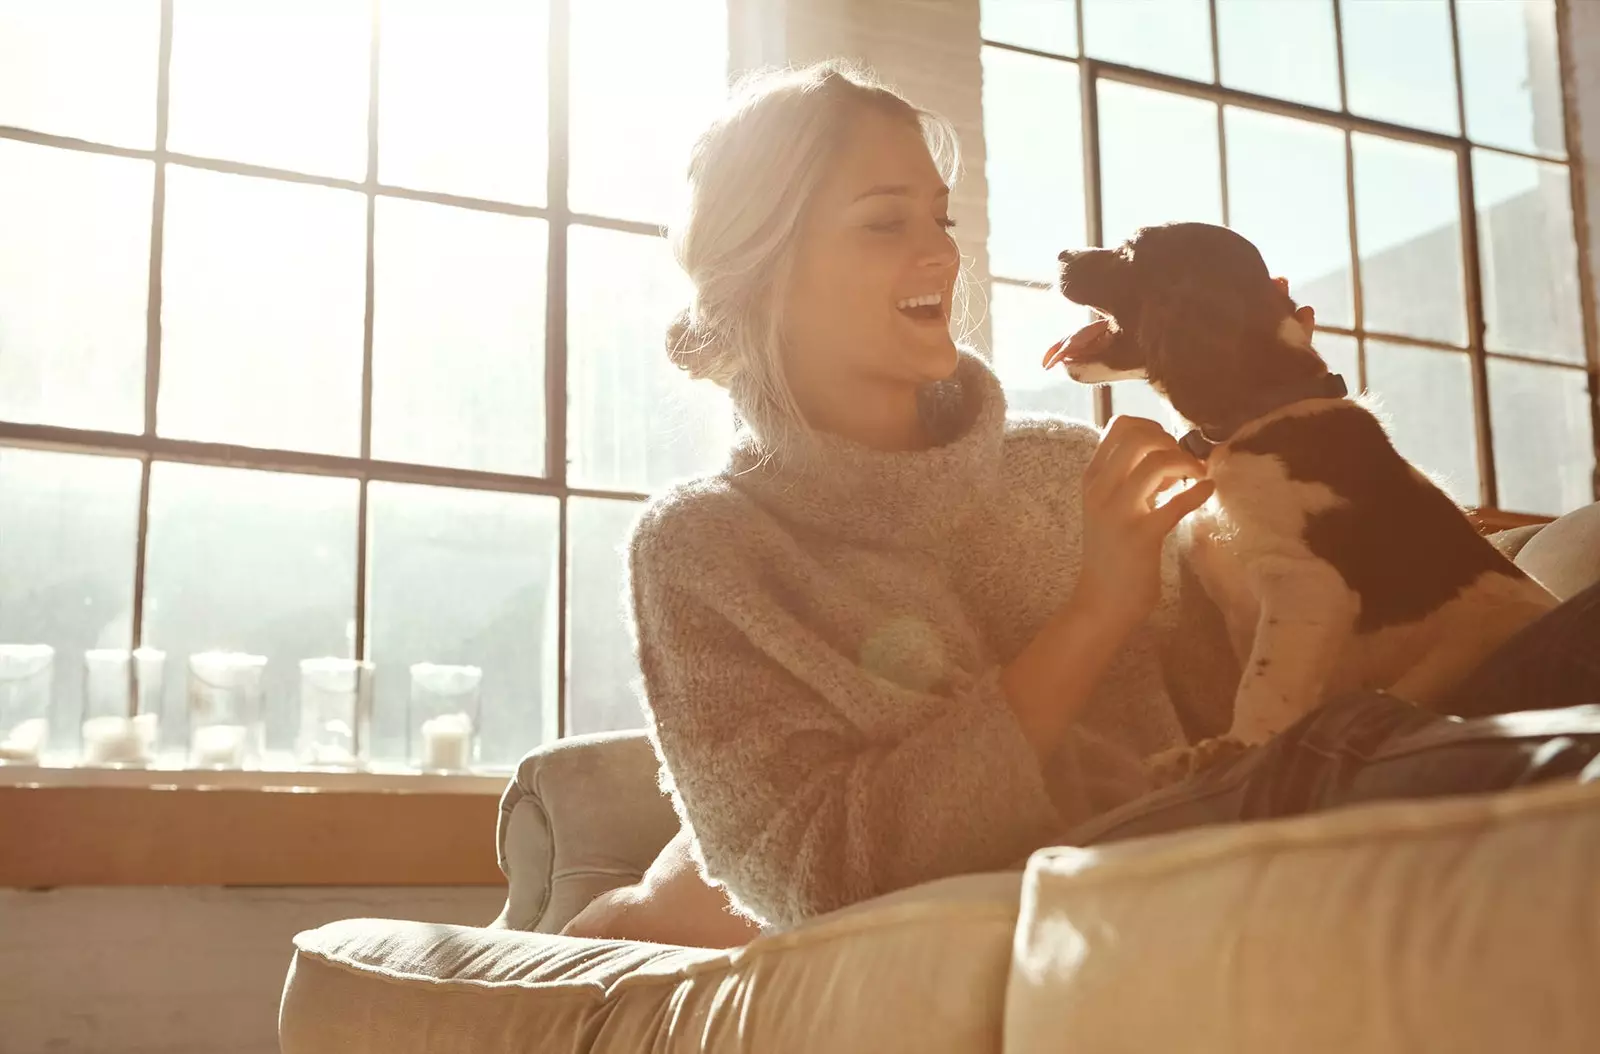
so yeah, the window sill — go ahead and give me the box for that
[2,764,510,889]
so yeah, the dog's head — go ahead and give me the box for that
[1053,223,1324,430]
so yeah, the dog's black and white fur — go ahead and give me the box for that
[1053,223,1558,772]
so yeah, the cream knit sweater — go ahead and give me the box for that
[629,351,1215,930]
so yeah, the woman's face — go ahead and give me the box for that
[782,107,962,399]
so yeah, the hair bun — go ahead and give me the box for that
[665,307,737,385]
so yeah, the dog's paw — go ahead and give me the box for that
[1189,734,1250,774]
[1146,745,1199,789]
[1146,736,1251,788]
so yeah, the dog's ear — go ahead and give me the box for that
[1142,276,1308,424]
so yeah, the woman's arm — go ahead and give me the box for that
[1002,415,1213,758]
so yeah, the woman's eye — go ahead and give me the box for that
[938,217,958,230]
[866,219,906,234]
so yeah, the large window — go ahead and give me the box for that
[0,0,731,771]
[981,0,1598,517]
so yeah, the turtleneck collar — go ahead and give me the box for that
[726,350,1008,548]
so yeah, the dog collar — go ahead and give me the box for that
[1179,373,1349,461]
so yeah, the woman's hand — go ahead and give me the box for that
[1001,416,1212,759]
[1075,415,1214,628]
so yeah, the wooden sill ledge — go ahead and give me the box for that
[1,778,508,888]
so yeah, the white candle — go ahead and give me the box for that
[0,717,48,764]
[82,714,158,766]
[192,723,248,768]
[420,712,473,771]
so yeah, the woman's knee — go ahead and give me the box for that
[559,883,645,940]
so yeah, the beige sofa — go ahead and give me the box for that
[280,503,1600,1053]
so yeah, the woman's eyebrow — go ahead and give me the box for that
[850,183,952,203]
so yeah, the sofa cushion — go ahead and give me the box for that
[1006,777,1600,1054]
[282,871,1022,1054]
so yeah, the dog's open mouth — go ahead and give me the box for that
[1042,318,1114,371]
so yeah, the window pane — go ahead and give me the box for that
[1352,134,1465,346]
[990,282,1096,423]
[1340,0,1459,135]
[378,0,548,206]
[567,497,645,735]
[0,448,141,755]
[1312,331,1360,389]
[1474,151,1583,363]
[981,0,1077,55]
[159,167,366,454]
[142,464,358,758]
[1488,359,1594,516]
[1217,0,1339,109]
[567,226,733,492]
[366,482,558,768]
[982,46,1084,284]
[1083,0,1211,81]
[1458,0,1563,157]
[568,0,726,224]
[1225,108,1353,329]
[0,0,160,148]
[0,141,151,434]
[1098,82,1221,245]
[372,199,547,474]
[167,0,369,180]
[1365,341,1479,506]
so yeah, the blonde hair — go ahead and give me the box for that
[665,61,961,449]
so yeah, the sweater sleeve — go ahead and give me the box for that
[629,497,1067,930]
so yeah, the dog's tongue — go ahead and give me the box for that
[1042,318,1111,370]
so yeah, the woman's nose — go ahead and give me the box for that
[920,224,960,272]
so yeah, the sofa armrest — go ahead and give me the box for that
[1514,501,1600,600]
[491,730,680,933]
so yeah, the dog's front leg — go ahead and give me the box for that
[1229,557,1360,744]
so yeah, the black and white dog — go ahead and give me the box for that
[1048,223,1558,772]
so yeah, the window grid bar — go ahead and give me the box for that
[1329,0,1367,394]
[1079,58,1112,427]
[1210,0,1228,229]
[128,0,174,665]
[353,0,384,665]
[1331,0,1351,114]
[546,0,573,739]
[0,421,649,502]
[1207,0,1222,86]
[1446,0,1500,509]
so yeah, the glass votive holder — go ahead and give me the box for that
[80,648,164,767]
[296,657,372,769]
[409,663,482,772]
[0,644,53,765]
[186,650,267,769]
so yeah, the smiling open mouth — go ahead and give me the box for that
[897,292,944,322]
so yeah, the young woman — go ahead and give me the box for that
[562,62,1600,948]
